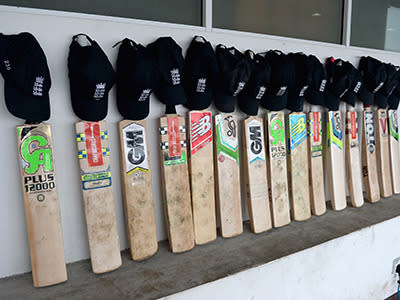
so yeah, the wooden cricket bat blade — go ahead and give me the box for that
[188,111,216,244]
[345,111,364,207]
[214,113,243,238]
[376,109,393,197]
[307,111,327,215]
[242,116,272,233]
[17,123,67,287]
[288,112,311,221]
[119,119,158,260]
[159,114,195,252]
[266,112,290,227]
[362,109,381,203]
[326,111,347,210]
[388,109,400,194]
[75,120,122,273]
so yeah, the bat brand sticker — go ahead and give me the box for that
[247,120,265,164]
[330,112,343,150]
[81,169,112,190]
[379,112,388,137]
[389,110,399,141]
[364,111,375,153]
[346,112,358,148]
[122,122,149,176]
[19,128,56,198]
[84,122,104,167]
[269,114,286,160]
[190,111,212,155]
[308,113,322,158]
[215,114,238,163]
[289,114,306,151]
[160,117,187,166]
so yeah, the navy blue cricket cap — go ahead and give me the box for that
[68,34,115,121]
[0,32,51,122]
[304,55,326,106]
[341,61,362,107]
[286,52,312,112]
[238,50,270,116]
[184,36,218,110]
[324,57,351,111]
[261,50,289,111]
[358,56,387,106]
[375,63,399,109]
[388,68,400,109]
[147,37,186,112]
[114,38,155,120]
[214,44,251,113]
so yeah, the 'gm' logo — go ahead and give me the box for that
[249,126,262,155]
[126,130,145,165]
[21,135,53,175]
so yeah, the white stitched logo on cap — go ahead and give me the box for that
[138,89,151,102]
[94,83,106,100]
[373,82,384,93]
[171,68,181,85]
[33,76,44,96]
[276,86,287,96]
[255,86,266,99]
[3,60,10,71]
[299,85,308,97]
[319,79,327,92]
[354,81,362,93]
[233,82,245,96]
[196,78,206,93]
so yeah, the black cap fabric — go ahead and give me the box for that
[261,50,289,111]
[388,69,400,109]
[238,50,270,115]
[325,57,351,111]
[147,37,186,110]
[304,55,327,106]
[115,38,155,120]
[341,61,362,107]
[184,36,218,110]
[214,45,251,113]
[358,56,387,105]
[68,34,115,121]
[375,63,399,109]
[0,32,51,122]
[287,52,312,112]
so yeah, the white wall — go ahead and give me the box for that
[163,216,400,300]
[1,5,400,279]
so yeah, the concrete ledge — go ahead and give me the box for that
[2,196,400,299]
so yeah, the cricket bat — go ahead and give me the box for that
[307,108,327,215]
[242,115,272,233]
[287,112,311,221]
[188,110,216,244]
[214,113,243,237]
[118,119,158,260]
[361,106,381,202]
[376,109,393,197]
[159,114,195,252]
[266,112,291,227]
[345,107,364,207]
[17,123,67,287]
[75,120,121,273]
[326,110,347,210]
[388,109,400,194]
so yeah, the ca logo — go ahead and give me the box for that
[21,135,53,175]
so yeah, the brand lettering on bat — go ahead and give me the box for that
[365,111,375,153]
[270,118,285,146]
[190,112,212,155]
[123,122,149,174]
[21,135,53,175]
[249,126,262,155]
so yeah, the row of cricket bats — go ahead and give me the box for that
[17,103,399,287]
